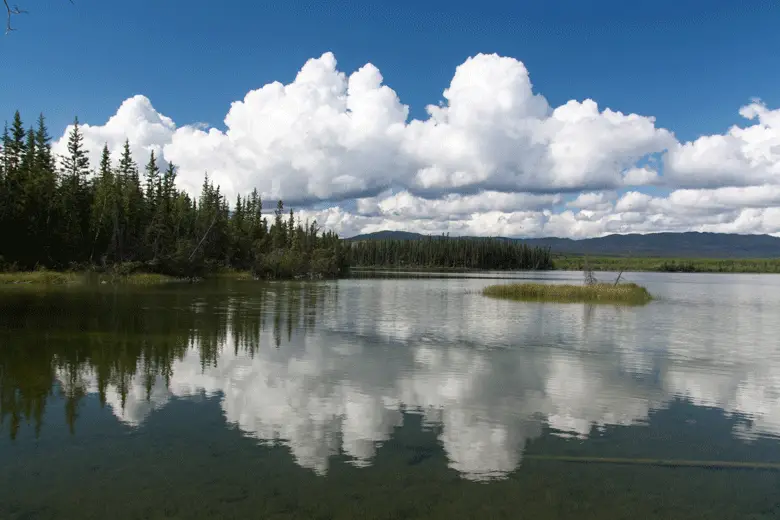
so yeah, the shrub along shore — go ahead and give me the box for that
[482,282,653,305]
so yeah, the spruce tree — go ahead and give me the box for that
[117,140,143,260]
[273,200,285,250]
[90,144,115,262]
[287,208,295,250]
[7,111,26,175]
[0,123,9,180]
[144,150,160,210]
[58,118,92,263]
[144,151,166,259]
[60,117,90,185]
[29,115,56,265]
[34,114,54,173]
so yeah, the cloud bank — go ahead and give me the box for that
[52,52,780,238]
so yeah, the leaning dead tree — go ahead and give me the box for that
[4,0,72,33]
[583,256,597,286]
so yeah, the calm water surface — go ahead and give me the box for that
[2,272,780,519]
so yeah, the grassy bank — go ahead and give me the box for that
[553,256,780,273]
[0,271,177,286]
[483,282,653,305]
[0,271,82,285]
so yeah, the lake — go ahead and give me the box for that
[2,272,780,519]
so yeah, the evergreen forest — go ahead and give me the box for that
[347,236,553,270]
[0,111,554,278]
[0,112,347,279]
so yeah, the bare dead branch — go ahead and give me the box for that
[4,0,27,34]
[4,1,72,34]
[614,249,632,286]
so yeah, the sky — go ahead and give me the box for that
[1,0,780,238]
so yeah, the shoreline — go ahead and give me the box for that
[351,260,780,274]
[0,271,180,286]
[4,259,780,287]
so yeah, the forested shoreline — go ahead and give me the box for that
[553,255,780,274]
[0,110,559,280]
[347,237,553,270]
[0,112,347,279]
[13,110,769,279]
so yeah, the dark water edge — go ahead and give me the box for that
[2,275,780,519]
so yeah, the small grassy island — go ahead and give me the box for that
[482,282,653,305]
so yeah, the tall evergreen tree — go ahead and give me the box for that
[287,208,295,250]
[143,151,166,259]
[6,111,26,176]
[90,144,115,262]
[116,140,143,260]
[144,150,161,209]
[0,123,9,180]
[28,114,56,265]
[58,117,92,263]
[34,114,53,172]
[273,200,285,250]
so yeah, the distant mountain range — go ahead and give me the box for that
[346,231,780,258]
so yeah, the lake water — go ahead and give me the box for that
[2,272,780,519]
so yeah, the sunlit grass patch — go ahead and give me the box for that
[482,282,652,305]
[0,271,82,285]
[0,271,178,286]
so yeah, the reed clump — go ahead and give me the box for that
[482,282,652,304]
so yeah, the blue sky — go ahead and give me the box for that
[2,0,778,140]
[2,0,780,238]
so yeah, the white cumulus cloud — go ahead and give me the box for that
[50,53,780,238]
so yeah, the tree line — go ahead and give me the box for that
[346,236,553,270]
[0,112,347,278]
[1,110,555,277]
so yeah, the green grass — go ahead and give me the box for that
[0,271,82,285]
[0,271,177,286]
[553,255,780,273]
[482,282,653,305]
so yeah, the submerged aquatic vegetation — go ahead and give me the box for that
[482,282,653,304]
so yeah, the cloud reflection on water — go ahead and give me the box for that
[56,275,780,480]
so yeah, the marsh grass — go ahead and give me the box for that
[0,271,82,285]
[0,271,178,286]
[482,282,652,305]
